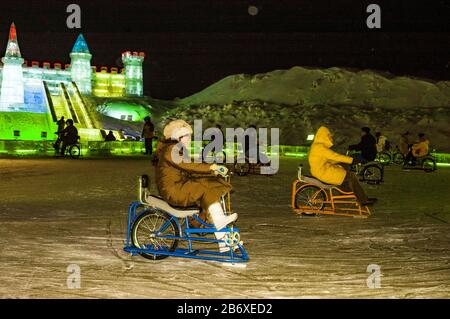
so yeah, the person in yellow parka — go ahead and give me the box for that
[404,133,430,165]
[308,126,376,206]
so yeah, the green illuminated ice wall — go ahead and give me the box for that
[0,112,53,140]
[0,22,148,144]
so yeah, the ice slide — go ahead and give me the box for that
[43,81,94,129]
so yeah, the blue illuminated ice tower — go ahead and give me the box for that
[70,34,92,94]
[0,23,25,111]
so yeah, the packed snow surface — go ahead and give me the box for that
[0,158,449,298]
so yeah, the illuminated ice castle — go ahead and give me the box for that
[0,22,148,142]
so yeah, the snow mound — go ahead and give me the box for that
[180,66,450,109]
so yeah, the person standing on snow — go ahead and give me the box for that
[142,116,155,156]
[308,126,376,206]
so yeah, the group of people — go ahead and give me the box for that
[307,126,431,207]
[54,116,79,156]
[51,114,432,252]
[139,119,435,252]
[101,116,154,146]
[53,115,155,156]
[346,126,430,166]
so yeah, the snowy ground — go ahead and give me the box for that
[0,157,449,298]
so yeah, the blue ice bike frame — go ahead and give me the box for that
[123,175,249,263]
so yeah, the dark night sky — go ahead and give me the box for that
[0,0,448,99]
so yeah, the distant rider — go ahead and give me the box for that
[404,133,430,166]
[348,127,377,163]
[59,119,79,156]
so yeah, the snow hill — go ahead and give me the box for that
[162,66,450,152]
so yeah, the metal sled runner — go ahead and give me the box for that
[124,175,249,263]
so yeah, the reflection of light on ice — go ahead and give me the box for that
[221,262,247,268]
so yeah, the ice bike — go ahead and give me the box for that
[123,173,249,263]
[292,165,371,218]
[233,152,275,176]
[375,148,405,165]
[402,153,437,173]
[233,157,271,176]
[346,151,384,184]
[53,133,82,159]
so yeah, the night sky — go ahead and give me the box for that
[0,0,448,100]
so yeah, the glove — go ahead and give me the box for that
[211,164,228,176]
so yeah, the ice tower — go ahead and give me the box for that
[122,51,145,96]
[0,23,25,111]
[70,34,92,94]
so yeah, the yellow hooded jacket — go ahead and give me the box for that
[412,139,429,157]
[308,126,354,185]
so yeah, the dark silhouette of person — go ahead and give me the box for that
[348,127,377,163]
[53,116,66,153]
[105,131,116,142]
[56,116,65,134]
[243,125,270,165]
[244,124,257,158]
[60,119,79,155]
[142,116,155,155]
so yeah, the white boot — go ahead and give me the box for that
[218,240,244,253]
[208,202,238,252]
[208,202,237,231]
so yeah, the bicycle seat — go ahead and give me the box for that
[301,175,336,189]
[144,194,200,218]
[168,203,200,211]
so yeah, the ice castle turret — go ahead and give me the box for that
[122,51,145,96]
[0,23,25,111]
[70,34,92,94]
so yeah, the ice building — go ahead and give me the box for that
[0,23,148,142]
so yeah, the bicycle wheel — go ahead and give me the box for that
[295,185,326,213]
[393,152,405,165]
[69,145,81,159]
[362,164,383,184]
[131,210,180,260]
[377,152,391,165]
[422,157,436,172]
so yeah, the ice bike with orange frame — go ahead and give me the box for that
[292,165,371,218]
